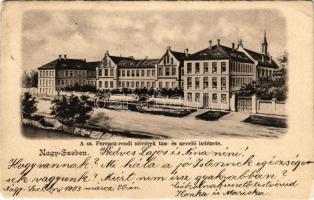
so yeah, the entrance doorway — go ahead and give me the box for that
[203,93,209,108]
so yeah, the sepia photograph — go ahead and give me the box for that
[20,8,288,140]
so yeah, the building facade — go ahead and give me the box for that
[184,35,278,109]
[156,47,187,89]
[96,48,187,91]
[38,55,98,95]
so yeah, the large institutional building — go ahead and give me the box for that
[37,34,278,109]
[183,35,278,109]
[37,55,99,95]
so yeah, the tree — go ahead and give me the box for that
[239,68,287,101]
[22,70,38,88]
[21,92,37,118]
[277,51,288,69]
[50,95,93,126]
[29,70,38,87]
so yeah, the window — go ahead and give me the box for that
[152,69,155,76]
[98,69,102,76]
[46,71,48,77]
[212,62,217,73]
[147,70,151,76]
[70,71,73,77]
[172,82,175,88]
[231,78,235,88]
[136,81,139,88]
[110,81,113,88]
[221,77,227,90]
[203,77,208,89]
[195,63,200,74]
[212,93,218,103]
[126,81,129,87]
[98,81,102,88]
[136,70,139,77]
[110,69,114,76]
[158,67,163,76]
[221,94,227,103]
[147,82,151,88]
[122,70,125,76]
[118,81,122,87]
[187,77,192,89]
[105,81,108,88]
[132,70,135,77]
[127,70,130,76]
[212,77,217,89]
[61,80,64,85]
[141,81,145,88]
[195,77,200,89]
[131,81,134,88]
[65,71,68,77]
[187,93,192,102]
[159,82,163,88]
[195,93,200,102]
[141,70,145,76]
[105,69,108,76]
[152,82,155,88]
[172,67,176,76]
[221,62,226,73]
[165,82,169,89]
[171,57,174,65]
[203,62,208,74]
[166,67,170,76]
[187,63,192,74]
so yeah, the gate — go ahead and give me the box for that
[236,97,252,112]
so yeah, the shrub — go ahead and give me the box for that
[50,95,93,125]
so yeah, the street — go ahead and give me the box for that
[36,99,286,139]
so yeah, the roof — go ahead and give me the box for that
[86,61,101,70]
[117,58,158,69]
[109,55,133,64]
[185,45,253,63]
[170,50,187,61]
[38,58,97,71]
[244,48,278,69]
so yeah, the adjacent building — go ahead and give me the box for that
[184,34,278,109]
[96,51,158,90]
[37,55,98,95]
[96,48,188,91]
[156,47,188,89]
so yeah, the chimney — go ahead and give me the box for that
[105,50,109,56]
[167,46,171,51]
[209,40,212,49]
[58,55,62,60]
[64,54,67,60]
[217,39,221,47]
[185,48,189,57]
[232,43,235,50]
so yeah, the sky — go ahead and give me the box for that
[22,9,286,71]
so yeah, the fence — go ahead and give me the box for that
[231,94,287,116]
[256,99,287,116]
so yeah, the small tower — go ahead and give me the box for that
[261,31,268,55]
